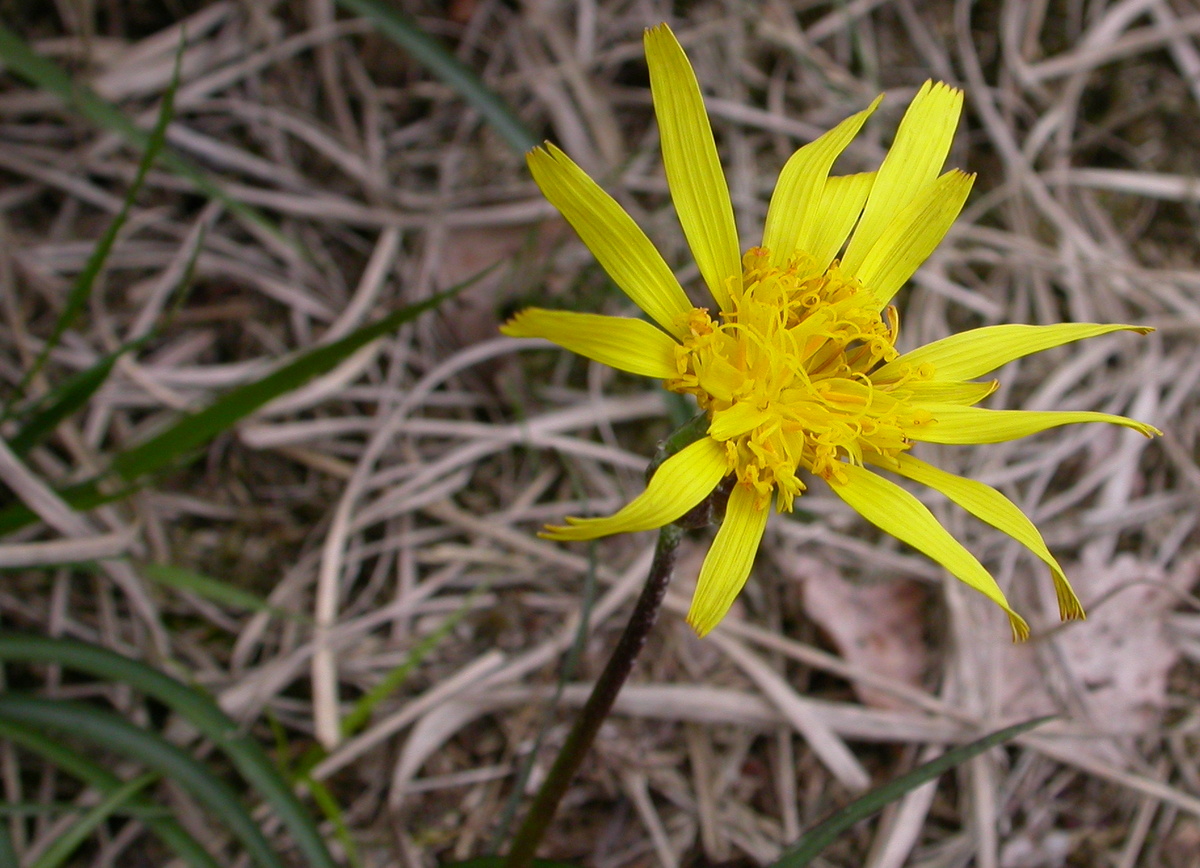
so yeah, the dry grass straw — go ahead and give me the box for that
[1,0,1199,865]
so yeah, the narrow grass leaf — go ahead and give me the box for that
[0,635,338,868]
[770,716,1053,868]
[0,288,456,534]
[284,596,481,862]
[0,801,168,819]
[0,818,16,868]
[11,47,175,404]
[0,718,220,868]
[0,697,285,868]
[334,0,537,154]
[110,288,456,482]
[8,339,143,455]
[340,591,481,738]
[0,478,130,536]
[30,773,156,868]
[0,24,285,248]
[305,778,361,868]
[142,563,310,623]
[8,223,201,453]
[445,860,579,868]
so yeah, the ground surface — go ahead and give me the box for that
[1,1,1199,866]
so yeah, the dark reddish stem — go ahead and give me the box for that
[502,523,684,868]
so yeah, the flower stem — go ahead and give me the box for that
[502,523,684,868]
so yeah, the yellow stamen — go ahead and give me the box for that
[666,247,930,512]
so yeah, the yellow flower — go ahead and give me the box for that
[503,24,1159,640]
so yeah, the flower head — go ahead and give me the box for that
[503,24,1159,640]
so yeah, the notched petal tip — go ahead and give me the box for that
[912,80,966,117]
[525,141,574,173]
[497,309,533,337]
[1008,611,1031,643]
[925,79,964,99]
[1057,583,1086,622]
[538,519,595,542]
[685,599,727,638]
[643,22,675,43]
[524,141,554,168]
[685,611,712,638]
[1125,420,1163,438]
[643,23,683,68]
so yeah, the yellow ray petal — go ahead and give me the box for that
[904,379,998,406]
[851,170,974,307]
[708,401,773,440]
[542,436,729,541]
[686,483,770,636]
[876,323,1155,383]
[827,463,1029,641]
[912,404,1161,445]
[762,97,881,268]
[881,454,1084,620]
[527,144,692,338]
[805,171,875,273]
[842,81,964,276]
[645,24,741,312]
[500,308,679,379]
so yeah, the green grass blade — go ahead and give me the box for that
[0,634,338,868]
[0,697,286,868]
[7,222,201,454]
[0,23,161,153]
[9,340,138,455]
[0,802,167,819]
[141,563,310,623]
[109,287,456,482]
[445,860,579,868]
[0,813,16,868]
[334,0,537,155]
[0,288,456,534]
[0,478,129,537]
[8,352,122,454]
[9,44,175,406]
[304,779,360,868]
[30,772,156,868]
[0,718,221,868]
[0,24,286,251]
[340,591,480,738]
[770,716,1054,868]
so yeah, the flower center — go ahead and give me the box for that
[666,247,934,511]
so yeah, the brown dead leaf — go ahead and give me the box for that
[791,555,929,709]
[999,548,1200,740]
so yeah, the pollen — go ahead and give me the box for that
[666,247,933,512]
